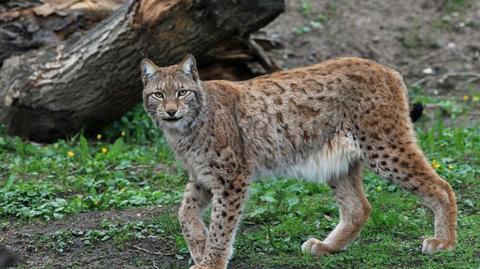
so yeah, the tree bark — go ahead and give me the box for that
[0,0,127,67]
[0,0,284,142]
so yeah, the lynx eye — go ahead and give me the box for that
[152,92,164,100]
[177,89,190,97]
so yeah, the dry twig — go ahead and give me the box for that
[132,244,176,256]
[438,72,480,83]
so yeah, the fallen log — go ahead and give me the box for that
[0,0,128,66]
[0,0,284,142]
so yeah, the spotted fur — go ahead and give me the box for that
[141,55,457,269]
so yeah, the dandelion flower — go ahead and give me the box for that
[463,95,469,101]
[101,147,108,154]
[431,159,440,169]
[67,151,75,157]
[96,134,102,140]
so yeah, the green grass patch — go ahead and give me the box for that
[0,106,184,220]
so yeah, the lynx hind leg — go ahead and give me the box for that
[302,161,371,256]
[363,137,457,254]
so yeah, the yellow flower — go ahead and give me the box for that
[448,164,454,170]
[463,95,469,101]
[101,147,108,154]
[121,131,126,137]
[431,159,440,169]
[67,151,75,157]
[96,134,102,140]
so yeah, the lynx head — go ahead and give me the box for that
[141,54,205,131]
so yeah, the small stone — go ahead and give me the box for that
[422,67,434,75]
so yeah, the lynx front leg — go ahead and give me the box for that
[179,181,212,264]
[302,161,371,256]
[190,177,249,269]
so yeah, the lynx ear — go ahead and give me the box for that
[178,54,199,81]
[140,58,159,79]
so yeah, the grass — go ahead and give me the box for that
[34,214,186,254]
[0,110,183,220]
[442,0,472,14]
[295,0,336,35]
[1,92,479,268]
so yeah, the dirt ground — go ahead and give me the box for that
[3,0,480,268]
[263,0,480,97]
[3,207,187,269]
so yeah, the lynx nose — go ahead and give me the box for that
[166,110,177,117]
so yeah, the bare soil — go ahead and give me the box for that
[3,0,480,268]
[3,206,190,269]
[263,0,480,96]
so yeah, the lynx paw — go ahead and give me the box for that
[422,238,455,254]
[301,238,333,256]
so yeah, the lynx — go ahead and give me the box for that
[141,55,457,269]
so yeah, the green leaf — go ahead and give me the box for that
[110,138,125,157]
[3,175,15,191]
[261,195,276,203]
[79,135,90,161]
[464,199,474,208]
[286,196,299,209]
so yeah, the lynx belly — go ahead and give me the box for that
[261,134,361,183]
